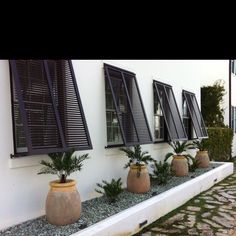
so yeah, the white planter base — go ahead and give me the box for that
[72,162,234,236]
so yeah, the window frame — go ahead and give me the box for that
[153,80,188,142]
[10,60,92,157]
[182,90,208,139]
[104,63,153,147]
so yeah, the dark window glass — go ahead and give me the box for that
[154,88,165,141]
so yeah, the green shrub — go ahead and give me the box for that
[95,178,123,203]
[150,161,171,185]
[204,127,233,161]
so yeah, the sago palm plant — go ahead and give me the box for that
[164,141,194,163]
[38,149,90,183]
[120,145,155,168]
[95,178,123,203]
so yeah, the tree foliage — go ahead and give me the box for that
[201,80,226,127]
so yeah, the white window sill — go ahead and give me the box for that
[9,155,48,169]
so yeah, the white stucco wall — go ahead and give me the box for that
[0,60,214,230]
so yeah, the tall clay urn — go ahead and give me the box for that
[46,179,81,225]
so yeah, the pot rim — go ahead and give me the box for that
[49,179,76,188]
[130,163,147,169]
[173,155,186,160]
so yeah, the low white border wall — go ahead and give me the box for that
[72,162,234,236]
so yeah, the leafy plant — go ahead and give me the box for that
[150,161,171,185]
[201,80,226,127]
[120,145,155,177]
[189,158,200,172]
[120,145,155,168]
[192,139,208,151]
[204,127,233,161]
[38,149,90,183]
[164,141,193,162]
[95,178,123,203]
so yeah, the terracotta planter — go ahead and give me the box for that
[171,155,188,177]
[195,150,210,168]
[46,179,81,226]
[127,164,150,193]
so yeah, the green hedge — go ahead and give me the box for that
[203,127,233,161]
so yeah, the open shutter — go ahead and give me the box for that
[47,60,92,150]
[10,60,92,155]
[153,81,187,141]
[183,90,208,138]
[104,64,153,146]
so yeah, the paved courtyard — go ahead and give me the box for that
[135,171,236,236]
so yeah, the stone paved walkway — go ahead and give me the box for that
[135,172,236,236]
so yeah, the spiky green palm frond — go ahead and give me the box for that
[120,145,155,168]
[38,149,90,183]
[95,178,123,202]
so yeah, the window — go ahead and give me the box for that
[231,106,236,133]
[153,81,187,141]
[104,64,153,147]
[182,90,208,138]
[10,60,92,156]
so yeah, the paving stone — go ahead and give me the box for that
[151,227,166,232]
[186,206,201,212]
[217,211,235,221]
[202,219,222,228]
[140,232,152,236]
[196,222,211,230]
[185,215,196,228]
[219,207,236,215]
[204,204,216,209]
[212,186,224,190]
[194,199,200,203]
[200,229,214,236]
[188,228,198,235]
[201,212,211,218]
[212,194,228,202]
[218,228,231,234]
[199,196,214,200]
[219,192,236,199]
[206,200,223,205]
[172,224,186,229]
[162,213,184,225]
[227,190,236,195]
[212,216,234,228]
[180,210,196,214]
[216,233,229,236]
[219,183,230,186]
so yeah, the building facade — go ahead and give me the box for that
[0,60,225,230]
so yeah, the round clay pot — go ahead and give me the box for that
[46,179,81,226]
[195,150,210,168]
[171,155,188,177]
[127,164,150,193]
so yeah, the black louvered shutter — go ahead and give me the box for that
[10,60,92,155]
[46,60,92,150]
[154,81,187,141]
[183,90,208,138]
[104,64,153,146]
